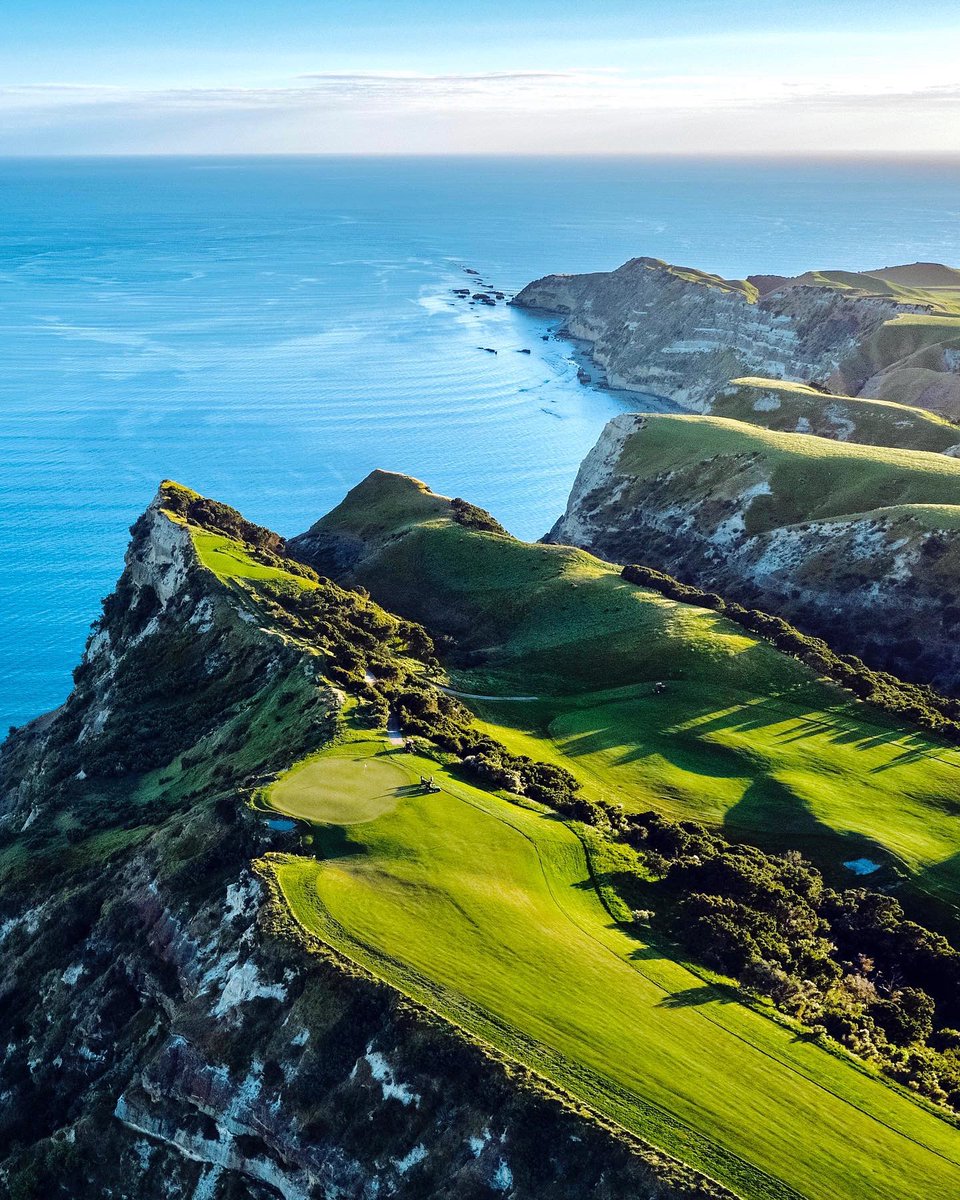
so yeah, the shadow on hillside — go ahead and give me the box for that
[311,825,366,862]
[558,715,747,783]
[690,696,932,761]
[915,851,960,916]
[658,985,735,1009]
[723,777,828,844]
[551,691,939,790]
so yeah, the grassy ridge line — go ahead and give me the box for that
[264,739,960,1200]
[619,562,960,743]
[273,874,798,1200]
[616,414,960,530]
[713,378,960,453]
[783,269,960,315]
[303,473,960,908]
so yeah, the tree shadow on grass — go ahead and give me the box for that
[723,777,828,845]
[311,824,366,862]
[913,851,960,935]
[723,777,901,890]
[678,694,938,764]
[658,985,736,1008]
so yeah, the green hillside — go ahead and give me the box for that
[106,479,960,1199]
[789,269,960,315]
[833,312,960,411]
[262,732,960,1200]
[613,413,960,534]
[713,377,960,452]
[296,472,960,913]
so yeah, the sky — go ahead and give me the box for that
[3,0,959,156]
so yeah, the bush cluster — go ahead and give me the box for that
[156,483,285,555]
[381,685,582,809]
[449,497,512,536]
[621,563,960,741]
[617,808,960,1110]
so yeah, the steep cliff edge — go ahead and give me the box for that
[547,414,960,694]
[513,256,960,416]
[0,482,728,1200]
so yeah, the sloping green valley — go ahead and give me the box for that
[263,734,960,1200]
[292,471,960,914]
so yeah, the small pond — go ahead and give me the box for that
[843,858,881,876]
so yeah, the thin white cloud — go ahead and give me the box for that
[2,66,959,154]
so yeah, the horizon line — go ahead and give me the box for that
[3,150,960,163]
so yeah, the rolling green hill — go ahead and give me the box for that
[713,377,960,452]
[11,478,960,1199]
[780,267,960,315]
[613,414,960,532]
[834,312,960,413]
[262,732,960,1200]
[292,471,960,915]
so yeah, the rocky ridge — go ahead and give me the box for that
[0,483,729,1200]
[547,414,960,693]
[513,256,960,415]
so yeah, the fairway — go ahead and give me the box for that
[462,681,960,902]
[301,473,960,914]
[268,741,960,1200]
[269,746,410,825]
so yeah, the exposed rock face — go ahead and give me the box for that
[548,414,960,693]
[0,485,729,1200]
[0,490,318,835]
[710,378,960,453]
[512,256,948,413]
[2,804,727,1200]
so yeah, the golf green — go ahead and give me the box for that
[269,749,411,825]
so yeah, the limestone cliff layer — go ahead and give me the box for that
[514,256,960,415]
[548,414,960,694]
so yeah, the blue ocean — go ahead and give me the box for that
[3,156,960,729]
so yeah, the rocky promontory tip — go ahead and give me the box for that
[514,255,960,417]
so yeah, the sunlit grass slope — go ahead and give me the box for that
[713,377,960,452]
[615,413,960,533]
[265,737,960,1200]
[305,472,960,910]
[787,267,960,315]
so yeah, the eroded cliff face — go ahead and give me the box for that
[512,257,936,412]
[2,805,724,1200]
[0,491,324,834]
[548,415,960,693]
[0,486,729,1200]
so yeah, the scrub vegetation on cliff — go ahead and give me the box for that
[7,477,960,1200]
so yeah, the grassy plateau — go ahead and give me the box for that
[713,377,960,453]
